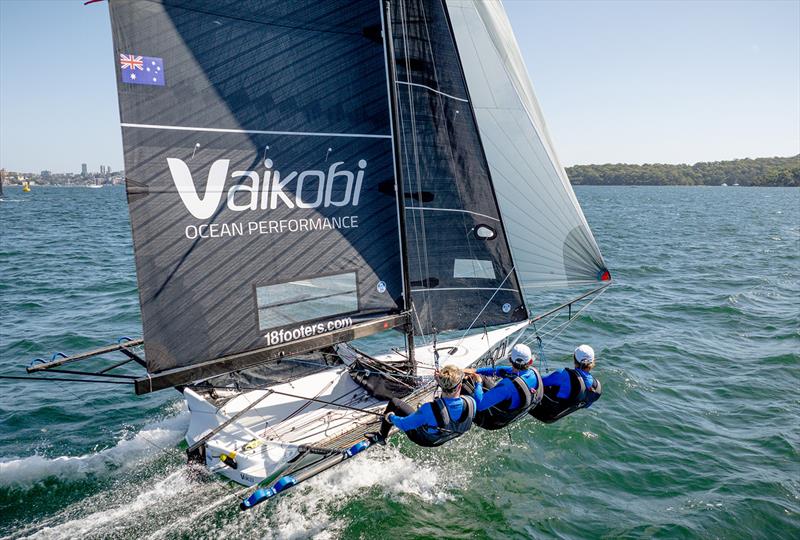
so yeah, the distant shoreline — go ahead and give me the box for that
[566,155,799,187]
[3,155,798,188]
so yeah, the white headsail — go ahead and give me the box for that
[446,0,609,291]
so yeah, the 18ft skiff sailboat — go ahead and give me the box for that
[19,0,610,508]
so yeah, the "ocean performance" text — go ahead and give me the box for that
[184,215,358,239]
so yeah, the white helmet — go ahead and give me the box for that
[574,344,595,367]
[510,344,533,367]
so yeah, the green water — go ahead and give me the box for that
[1,186,798,539]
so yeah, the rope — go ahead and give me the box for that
[277,356,424,382]
[413,306,431,348]
[397,0,434,333]
[206,385,388,418]
[531,322,549,374]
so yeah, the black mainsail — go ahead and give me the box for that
[109,0,409,391]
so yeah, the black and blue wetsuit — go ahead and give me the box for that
[531,367,602,423]
[462,366,543,430]
[541,367,595,399]
[380,395,475,447]
[473,366,540,410]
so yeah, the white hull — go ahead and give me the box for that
[184,321,527,486]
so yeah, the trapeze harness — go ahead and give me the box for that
[530,368,602,424]
[406,396,476,447]
[474,368,544,431]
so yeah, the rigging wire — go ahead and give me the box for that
[413,306,431,348]
[538,288,606,343]
[531,322,549,374]
[447,266,516,356]
[519,287,608,370]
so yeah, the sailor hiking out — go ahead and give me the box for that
[370,365,475,447]
[461,344,543,430]
[531,344,602,424]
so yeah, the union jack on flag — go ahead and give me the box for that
[120,54,144,71]
[120,53,165,87]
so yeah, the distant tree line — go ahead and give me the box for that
[566,155,799,187]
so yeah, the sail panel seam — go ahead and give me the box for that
[406,206,500,222]
[411,286,519,292]
[120,123,392,139]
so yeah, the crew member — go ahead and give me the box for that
[461,343,543,430]
[369,364,475,447]
[531,344,602,423]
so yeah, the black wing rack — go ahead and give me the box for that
[0,338,146,387]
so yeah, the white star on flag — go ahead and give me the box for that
[130,73,136,80]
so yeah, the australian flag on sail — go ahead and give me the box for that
[120,54,165,86]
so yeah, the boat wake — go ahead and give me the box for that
[4,441,453,540]
[14,469,198,540]
[167,444,453,540]
[263,446,450,539]
[0,404,189,489]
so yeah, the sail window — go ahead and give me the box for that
[255,272,359,330]
[453,259,496,280]
[475,225,497,239]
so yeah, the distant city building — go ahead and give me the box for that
[106,165,111,175]
[81,163,88,177]
[41,170,51,179]
[100,165,106,175]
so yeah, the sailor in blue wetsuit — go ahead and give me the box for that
[461,344,543,430]
[369,364,475,447]
[531,344,602,424]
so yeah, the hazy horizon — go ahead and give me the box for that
[2,154,798,176]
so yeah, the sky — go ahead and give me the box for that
[0,0,798,173]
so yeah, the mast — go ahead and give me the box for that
[383,0,416,371]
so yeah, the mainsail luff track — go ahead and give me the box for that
[384,0,417,371]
